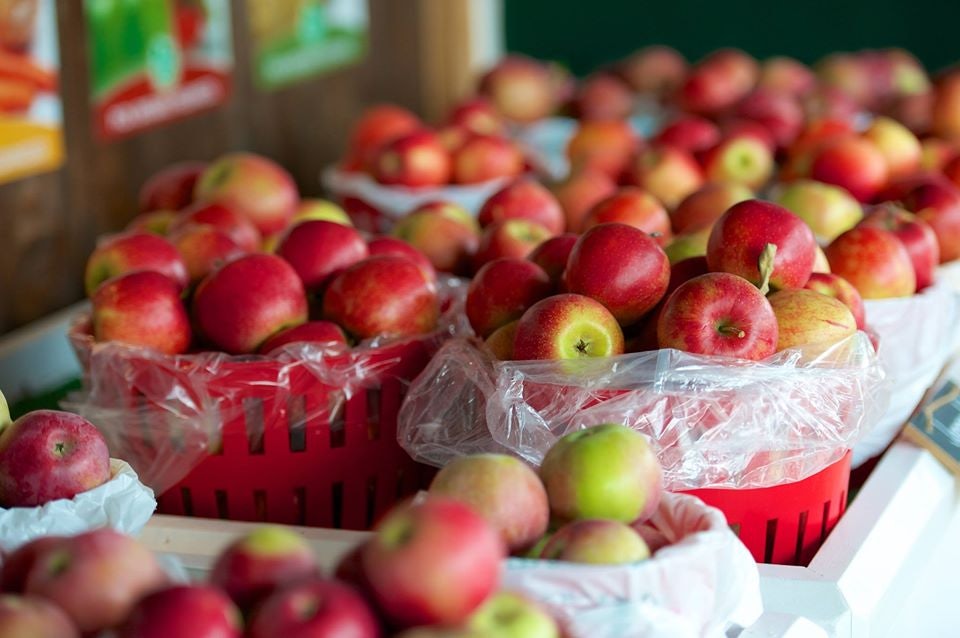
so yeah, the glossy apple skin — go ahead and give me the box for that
[657,272,779,360]
[863,116,922,179]
[194,153,298,236]
[372,130,452,188]
[85,232,189,296]
[170,201,263,253]
[550,168,617,233]
[810,137,889,202]
[467,259,552,338]
[0,595,79,638]
[92,270,192,354]
[564,223,670,326]
[276,220,369,293]
[479,179,565,235]
[540,423,662,524]
[484,320,519,361]
[139,161,206,212]
[361,497,505,629]
[707,200,816,290]
[323,255,439,340]
[825,227,916,299]
[899,181,960,262]
[346,104,422,170]
[170,225,245,285]
[478,55,556,124]
[700,135,774,191]
[774,179,863,241]
[117,586,242,638]
[573,73,634,121]
[467,591,559,638]
[452,135,524,185]
[246,579,381,638]
[392,201,480,276]
[858,205,939,290]
[529,233,578,286]
[257,321,347,355]
[804,273,867,330]
[623,145,704,210]
[540,519,650,564]
[768,289,858,352]
[473,219,553,271]
[581,187,672,244]
[671,182,753,235]
[619,45,688,95]
[512,294,625,360]
[654,115,720,155]
[758,56,816,97]
[367,236,437,283]
[430,454,550,553]
[565,120,639,179]
[193,254,308,354]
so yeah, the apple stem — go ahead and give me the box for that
[757,243,777,296]
[719,325,747,339]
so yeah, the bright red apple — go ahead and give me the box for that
[371,130,451,188]
[677,48,758,115]
[512,294,625,360]
[169,225,245,285]
[367,236,437,283]
[91,270,192,354]
[258,321,348,355]
[171,201,263,253]
[528,233,578,285]
[276,220,368,293]
[899,180,960,262]
[825,226,916,298]
[466,259,552,338]
[473,219,553,270]
[670,182,752,234]
[84,232,189,296]
[345,104,422,171]
[246,579,380,638]
[654,115,721,155]
[478,179,565,235]
[452,135,524,185]
[810,136,889,202]
[139,161,206,212]
[117,585,242,638]
[581,187,672,243]
[392,201,480,276]
[858,204,939,290]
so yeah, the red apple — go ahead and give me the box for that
[566,120,639,179]
[581,187,672,244]
[276,220,368,293]
[654,115,721,155]
[367,236,437,283]
[126,210,178,236]
[484,320,519,361]
[479,55,556,124]
[170,201,262,253]
[859,204,939,290]
[781,119,856,180]
[623,145,704,210]
[804,272,867,330]
[258,321,348,355]
[700,135,775,191]
[768,289,858,351]
[139,161,206,212]
[816,53,873,107]
[671,182,753,234]
[466,259,552,338]
[774,179,863,241]
[447,97,504,137]
[825,226,916,298]
[719,118,777,153]
[392,201,480,275]
[1,536,65,593]
[528,233,578,285]
[573,73,634,121]
[0,595,79,637]
[84,232,189,296]
[657,272,779,360]
[169,225,245,285]
[539,519,649,564]
[246,579,380,638]
[372,130,452,188]
[117,586,242,638]
[512,294,625,360]
[758,56,816,97]
[733,89,804,148]
[323,255,439,340]
[899,181,960,262]
[193,254,307,354]
[863,116,922,179]
[942,154,960,190]
[345,104,422,171]
[452,135,524,185]
[619,45,688,95]
[677,49,758,115]
[92,270,192,354]
[478,179,565,234]
[473,219,552,270]
[810,136,889,202]
[550,167,617,233]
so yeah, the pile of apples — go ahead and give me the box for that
[86,152,444,357]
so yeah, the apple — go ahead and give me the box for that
[529,233,578,285]
[473,219,553,270]
[767,289,858,351]
[512,294,625,360]
[0,389,7,428]
[293,199,353,226]
[170,201,262,253]
[0,595,79,638]
[323,255,439,340]
[246,579,380,638]
[780,119,855,180]
[467,592,559,638]
[84,232,189,296]
[623,145,704,210]
[825,226,916,298]
[447,97,505,137]
[92,270,192,354]
[677,48,758,115]
[654,115,721,155]
[479,179,565,235]
[758,56,816,97]
[863,116,922,179]
[700,135,774,191]
[804,272,867,330]
[344,104,422,170]
[139,160,206,212]
[371,130,451,188]
[565,120,639,179]
[1,537,65,593]
[859,205,939,290]
[276,220,368,293]
[657,272,779,360]
[479,55,556,123]
[920,137,958,171]
[664,229,711,263]
[719,118,777,153]
[943,154,960,190]
[774,179,863,242]
[540,422,662,523]
[392,201,480,275]
[258,321,348,355]
[734,89,805,149]
[816,53,873,107]
[572,73,634,121]
[549,167,617,233]
[24,529,168,635]
[581,187,672,244]
[466,259,552,338]
[619,45,688,95]
[540,519,650,565]
[813,245,831,273]
[452,135,524,185]
[899,181,960,262]
[802,85,860,124]
[810,136,889,202]
[169,225,245,285]
[367,236,437,283]
[485,320,519,360]
[193,254,307,354]
[563,223,670,326]
[117,586,242,638]
[361,497,505,628]
[671,182,753,234]
[932,72,960,142]
[126,210,178,236]
[707,200,816,290]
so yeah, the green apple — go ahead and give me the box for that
[664,228,710,264]
[775,179,863,242]
[468,592,560,638]
[539,518,650,564]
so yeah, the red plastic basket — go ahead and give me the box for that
[684,451,851,565]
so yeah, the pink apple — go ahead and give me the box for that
[92,270,192,354]
[169,225,245,285]
[700,135,775,190]
[170,201,262,253]
[825,226,916,298]
[466,259,552,338]
[392,201,480,276]
[767,288,858,351]
[452,135,524,185]
[372,130,452,188]
[258,321,348,355]
[623,145,704,210]
[550,167,617,233]
[117,586,242,638]
[246,579,380,638]
[479,179,565,235]
[774,179,863,241]
[581,187,672,244]
[528,233,578,285]
[572,73,634,121]
[512,294,625,360]
[479,55,556,124]
[810,136,889,202]
[565,120,639,179]
[139,161,206,212]
[654,115,721,155]
[0,595,79,638]
[858,204,939,290]
[539,519,650,564]
[670,182,753,234]
[804,272,867,330]
[276,220,368,293]
[473,219,553,270]
[84,232,189,296]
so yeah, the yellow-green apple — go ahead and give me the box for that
[479,179,565,235]
[539,519,650,565]
[169,225,245,285]
[539,423,662,523]
[664,229,711,263]
[920,137,958,171]
[657,272,779,360]
[473,219,552,270]
[863,116,922,179]
[84,232,189,296]
[430,454,550,553]
[193,254,307,354]
[804,272,866,330]
[0,389,7,428]
[372,130,452,188]
[810,137,889,202]
[447,97,505,137]
[117,586,242,638]
[707,200,817,290]
[654,115,721,155]
[0,410,110,507]
[565,120,639,179]
[899,181,960,262]
[550,167,617,233]
[246,580,380,638]
[767,289,858,351]
[170,201,262,253]
[759,56,816,97]
[528,233,578,285]
[323,255,439,340]
[361,497,505,628]
[293,199,352,226]
[700,135,774,190]
[581,187,672,244]
[813,245,831,273]
[859,205,939,290]
[734,89,805,149]
[126,210,178,236]
[467,592,559,638]
[344,104,421,171]
[932,72,960,142]
[825,227,916,298]
[276,220,368,293]
[210,526,319,614]
[563,223,670,326]
[512,294,625,360]
[619,45,687,95]
[367,236,437,283]
[485,320,519,360]
[671,182,753,234]
[677,48,758,115]
[139,160,206,212]
[0,595,78,637]
[573,73,633,121]
[24,529,168,635]
[1,537,65,593]
[91,270,192,354]
[774,179,863,241]
[392,201,480,275]
[466,259,552,338]
[478,55,556,124]
[623,145,704,210]
[258,321,348,355]
[452,134,524,185]
[194,153,298,235]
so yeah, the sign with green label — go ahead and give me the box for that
[84,0,233,141]
[247,0,367,90]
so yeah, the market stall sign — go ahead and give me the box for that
[904,379,960,475]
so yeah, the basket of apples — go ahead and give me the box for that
[66,152,465,530]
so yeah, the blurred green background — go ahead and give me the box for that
[505,0,957,75]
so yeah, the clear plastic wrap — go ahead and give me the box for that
[503,492,762,638]
[398,332,886,491]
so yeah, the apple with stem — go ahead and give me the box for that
[512,294,625,361]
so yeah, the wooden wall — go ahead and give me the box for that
[0,0,482,336]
